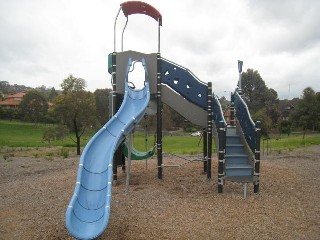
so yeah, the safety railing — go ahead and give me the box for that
[212,94,227,129]
[234,90,256,153]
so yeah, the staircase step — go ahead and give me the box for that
[226,144,244,154]
[226,126,236,136]
[224,175,258,183]
[225,154,250,164]
[225,153,248,158]
[225,163,253,177]
[226,135,241,144]
[226,143,244,147]
[226,163,252,169]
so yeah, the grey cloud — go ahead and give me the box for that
[249,0,320,53]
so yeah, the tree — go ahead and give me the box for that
[19,90,48,123]
[266,104,281,126]
[219,96,230,111]
[60,74,86,93]
[0,81,32,94]
[290,87,320,138]
[252,109,272,137]
[53,76,97,155]
[241,69,278,113]
[48,87,59,100]
[94,88,111,126]
[0,107,19,120]
[278,120,292,136]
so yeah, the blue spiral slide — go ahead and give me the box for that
[65,59,150,239]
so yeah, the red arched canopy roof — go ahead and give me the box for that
[121,1,162,25]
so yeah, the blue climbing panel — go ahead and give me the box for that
[160,58,208,109]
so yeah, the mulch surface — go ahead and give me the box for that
[0,146,319,239]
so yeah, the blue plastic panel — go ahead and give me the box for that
[160,58,208,109]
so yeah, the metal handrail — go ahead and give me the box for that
[212,94,227,129]
[234,90,256,153]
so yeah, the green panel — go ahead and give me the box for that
[108,53,113,74]
[121,141,155,160]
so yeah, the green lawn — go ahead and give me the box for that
[0,120,209,154]
[0,120,92,148]
[131,132,209,155]
[0,120,319,155]
[264,133,320,152]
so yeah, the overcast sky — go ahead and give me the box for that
[1,0,319,99]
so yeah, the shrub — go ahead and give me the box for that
[252,109,272,137]
[279,120,292,136]
[45,156,53,161]
[42,125,69,142]
[60,148,69,158]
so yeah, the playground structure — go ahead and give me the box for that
[66,1,261,239]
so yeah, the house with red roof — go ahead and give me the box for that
[0,92,26,109]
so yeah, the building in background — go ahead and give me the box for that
[0,92,26,109]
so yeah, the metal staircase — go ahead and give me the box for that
[225,126,253,177]
[212,89,261,194]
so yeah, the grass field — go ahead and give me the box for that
[131,132,208,155]
[0,120,92,148]
[264,133,320,154]
[0,120,319,155]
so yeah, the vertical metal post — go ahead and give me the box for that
[254,121,261,193]
[125,133,133,193]
[111,52,117,117]
[218,121,226,193]
[144,114,148,170]
[156,53,163,179]
[113,7,122,52]
[238,60,243,90]
[121,17,128,52]
[207,82,212,179]
[111,52,118,182]
[158,20,161,53]
[230,92,235,126]
[203,129,207,173]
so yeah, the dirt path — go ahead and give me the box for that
[0,146,319,239]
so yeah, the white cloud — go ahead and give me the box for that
[0,0,319,99]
